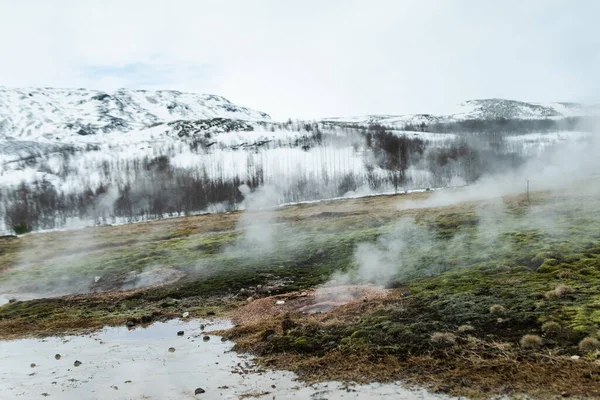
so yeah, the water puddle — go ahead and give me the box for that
[0,319,452,399]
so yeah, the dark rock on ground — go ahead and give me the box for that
[54,354,61,360]
[177,331,185,336]
[203,336,210,342]
[195,387,206,395]
[168,347,176,353]
[73,360,82,367]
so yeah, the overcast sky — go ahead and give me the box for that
[1,0,598,119]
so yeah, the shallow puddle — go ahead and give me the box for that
[0,319,452,399]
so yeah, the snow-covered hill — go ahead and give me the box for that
[0,87,271,140]
[323,98,598,127]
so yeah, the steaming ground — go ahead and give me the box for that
[3,177,600,397]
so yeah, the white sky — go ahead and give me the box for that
[1,0,598,119]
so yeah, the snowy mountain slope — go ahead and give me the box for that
[323,98,598,128]
[0,87,271,140]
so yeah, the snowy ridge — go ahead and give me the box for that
[324,98,599,128]
[0,87,270,140]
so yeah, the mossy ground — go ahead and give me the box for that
[2,187,600,398]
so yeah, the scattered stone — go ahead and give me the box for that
[177,331,185,336]
[203,336,210,342]
[94,276,101,283]
[206,311,215,316]
[561,392,570,397]
[571,355,581,360]
[125,320,136,328]
[200,324,205,331]
[140,315,153,324]
[8,298,17,303]
[275,300,285,305]
[30,363,36,368]
[220,337,227,342]
[41,393,49,397]
[54,354,61,360]
[73,360,82,367]
[124,380,132,384]
[111,385,119,390]
[195,387,206,395]
[168,347,176,353]
[182,312,190,318]
[271,384,276,389]
[218,385,230,389]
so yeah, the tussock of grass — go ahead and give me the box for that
[489,304,506,316]
[579,337,600,353]
[520,334,542,349]
[541,321,562,338]
[430,332,456,346]
[544,284,575,300]
[457,324,475,333]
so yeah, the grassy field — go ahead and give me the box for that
[2,187,600,398]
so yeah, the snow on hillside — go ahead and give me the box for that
[324,98,597,128]
[0,87,271,140]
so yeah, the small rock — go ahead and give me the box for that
[8,298,17,303]
[125,320,136,328]
[561,392,570,397]
[177,331,185,336]
[247,297,254,302]
[182,312,190,318]
[73,360,82,367]
[203,336,210,342]
[200,324,205,331]
[124,380,132,384]
[276,300,285,305]
[94,276,101,283]
[41,393,49,397]
[30,363,36,368]
[140,315,153,324]
[220,337,227,342]
[168,347,176,353]
[111,385,119,390]
[571,355,581,360]
[271,384,276,389]
[55,354,61,360]
[194,387,206,395]
[206,311,215,316]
